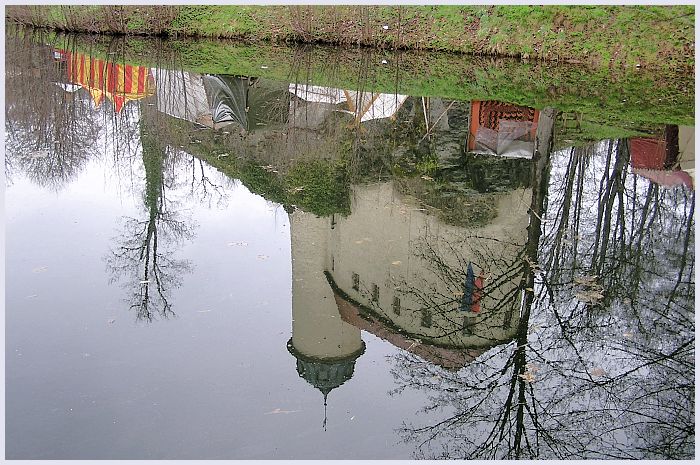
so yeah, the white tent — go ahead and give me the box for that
[150,68,231,129]
[290,83,408,123]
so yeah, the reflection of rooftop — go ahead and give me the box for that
[286,338,365,396]
[468,100,539,158]
[629,125,694,189]
[325,272,488,371]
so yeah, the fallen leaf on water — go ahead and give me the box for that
[139,280,151,284]
[257,255,270,261]
[32,266,48,273]
[227,241,248,247]
[265,408,300,415]
[107,319,115,324]
[525,363,539,372]
[30,149,50,159]
[519,371,536,383]
[421,175,434,181]
[590,367,606,377]
[575,290,604,303]
[407,339,422,350]
[354,240,364,244]
[197,310,212,313]
[391,261,402,266]
[574,275,599,285]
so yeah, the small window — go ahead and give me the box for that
[392,297,401,315]
[421,309,432,328]
[462,316,473,335]
[331,255,335,271]
[352,273,359,291]
[371,284,379,302]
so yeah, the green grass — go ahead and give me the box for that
[6,5,695,72]
[30,27,693,146]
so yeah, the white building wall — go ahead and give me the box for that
[326,182,530,348]
[289,210,363,359]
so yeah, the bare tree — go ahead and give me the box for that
[388,119,693,459]
[106,123,195,322]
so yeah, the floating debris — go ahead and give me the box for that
[264,408,300,415]
[574,275,604,304]
[29,149,50,159]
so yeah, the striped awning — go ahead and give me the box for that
[56,49,155,113]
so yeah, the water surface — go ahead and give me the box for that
[5,30,695,460]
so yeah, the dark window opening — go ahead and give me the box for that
[421,310,432,328]
[371,284,379,302]
[352,273,359,291]
[462,316,473,335]
[392,297,401,315]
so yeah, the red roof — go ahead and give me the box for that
[333,292,486,370]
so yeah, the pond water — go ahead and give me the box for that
[5,30,695,460]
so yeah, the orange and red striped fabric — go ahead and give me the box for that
[57,49,155,112]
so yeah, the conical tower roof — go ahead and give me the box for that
[287,338,365,396]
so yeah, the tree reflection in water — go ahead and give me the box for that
[389,134,694,459]
[5,29,693,458]
[105,109,197,322]
[5,32,98,189]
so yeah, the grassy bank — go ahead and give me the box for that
[6,5,695,72]
[33,28,694,138]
